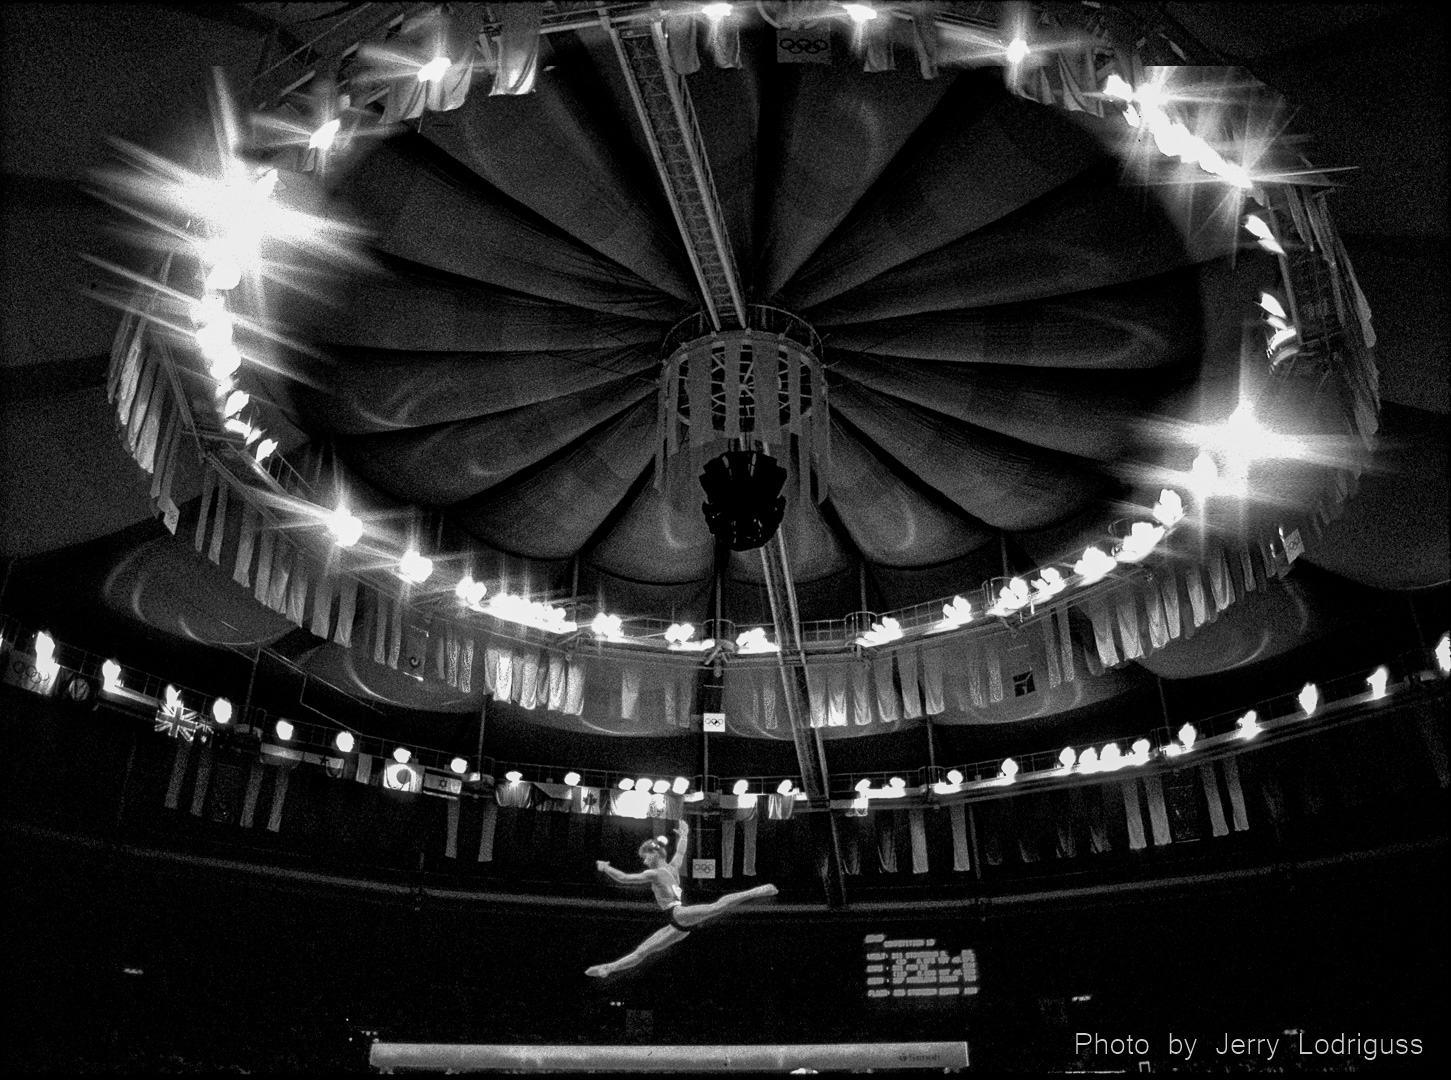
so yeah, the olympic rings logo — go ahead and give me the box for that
[777,36,829,55]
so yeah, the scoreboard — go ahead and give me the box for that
[863,933,979,1005]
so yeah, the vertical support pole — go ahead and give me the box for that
[966,804,984,883]
[475,695,488,769]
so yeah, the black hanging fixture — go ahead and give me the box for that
[700,450,788,552]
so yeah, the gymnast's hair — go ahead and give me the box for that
[638,837,667,860]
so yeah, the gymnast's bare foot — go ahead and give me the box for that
[586,964,611,978]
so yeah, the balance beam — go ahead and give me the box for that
[369,1041,969,1072]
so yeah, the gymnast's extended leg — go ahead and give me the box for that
[586,925,690,978]
[670,883,778,928]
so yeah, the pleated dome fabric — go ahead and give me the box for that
[274,27,1229,627]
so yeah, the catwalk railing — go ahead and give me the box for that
[4,664,1445,908]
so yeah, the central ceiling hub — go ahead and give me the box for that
[655,305,830,507]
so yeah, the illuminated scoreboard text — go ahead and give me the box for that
[863,933,980,1003]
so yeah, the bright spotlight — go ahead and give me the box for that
[398,549,433,584]
[732,779,750,796]
[1237,709,1261,739]
[563,771,582,787]
[1005,37,1029,63]
[591,612,624,639]
[455,575,487,607]
[393,747,411,764]
[945,769,964,785]
[888,776,906,790]
[255,438,277,464]
[308,118,341,152]
[1258,292,1288,320]
[1188,452,1220,501]
[417,56,450,83]
[101,659,123,691]
[1179,722,1197,751]
[204,257,242,293]
[855,778,873,793]
[1079,746,1099,770]
[449,756,467,775]
[1000,757,1019,781]
[335,730,354,753]
[1367,666,1390,700]
[211,698,233,725]
[1058,746,1077,769]
[1130,738,1151,762]
[1073,546,1116,584]
[327,506,363,548]
[842,2,876,23]
[617,777,634,791]
[1298,683,1319,716]
[222,390,250,417]
[777,779,794,796]
[1437,633,1451,675]
[651,779,670,795]
[275,719,294,741]
[1101,743,1122,768]
[702,2,732,19]
[671,776,690,795]
[505,769,523,783]
[636,777,652,792]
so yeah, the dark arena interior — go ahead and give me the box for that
[1,3,1446,1074]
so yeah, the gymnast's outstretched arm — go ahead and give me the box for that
[669,818,688,872]
[596,861,658,886]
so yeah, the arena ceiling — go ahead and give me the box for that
[0,3,1445,738]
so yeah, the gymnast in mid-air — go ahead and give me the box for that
[586,817,777,977]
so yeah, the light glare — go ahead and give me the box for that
[398,548,433,584]
[417,56,450,83]
[308,118,341,152]
[1298,683,1319,716]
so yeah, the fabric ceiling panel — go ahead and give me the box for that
[869,548,1006,612]
[589,457,715,585]
[780,73,1110,309]
[831,381,1103,531]
[424,38,696,302]
[578,566,713,629]
[803,162,1196,325]
[333,379,654,506]
[453,398,656,559]
[824,419,992,567]
[755,64,954,299]
[685,33,766,291]
[300,345,657,435]
[729,485,852,585]
[289,262,664,354]
[819,266,1200,368]
[333,137,680,319]
[831,351,1169,461]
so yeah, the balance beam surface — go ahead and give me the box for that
[370,1041,969,1072]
